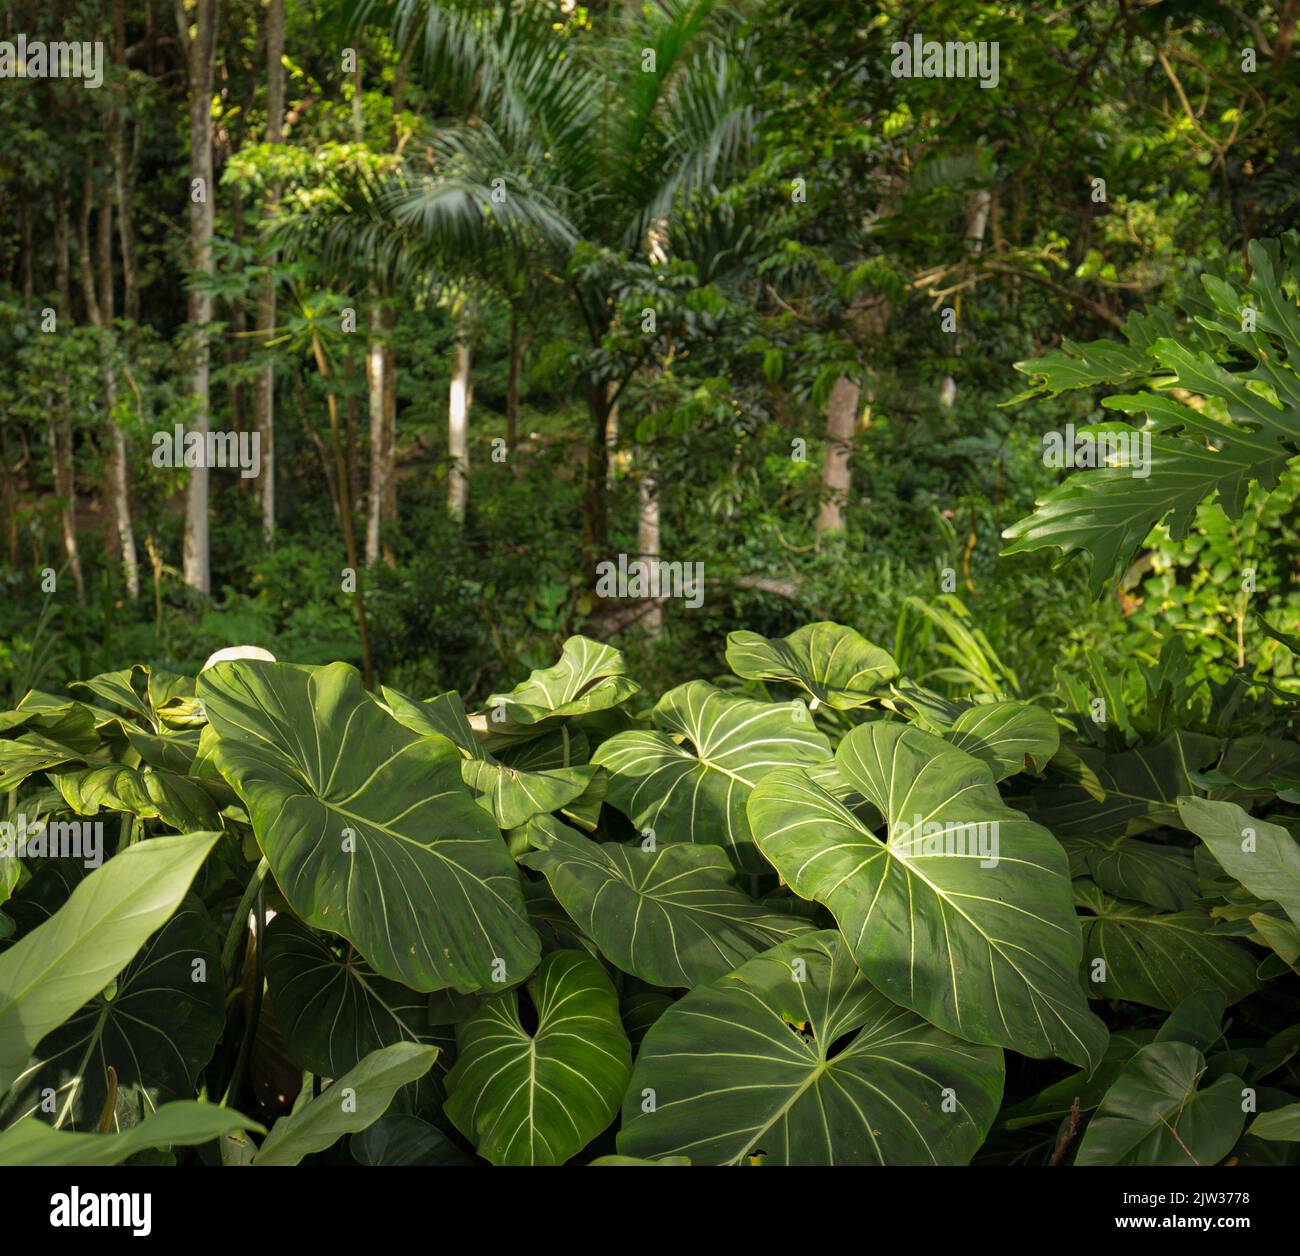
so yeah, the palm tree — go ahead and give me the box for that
[319,0,759,562]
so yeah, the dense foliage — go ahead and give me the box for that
[1,0,1299,1169]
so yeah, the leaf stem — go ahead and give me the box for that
[221,856,270,986]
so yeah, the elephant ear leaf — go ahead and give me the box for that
[521,825,813,987]
[197,660,540,994]
[945,701,1059,780]
[593,680,832,872]
[617,931,1004,1165]
[724,622,897,709]
[748,722,1107,1068]
[485,636,639,731]
[0,831,220,1099]
[444,950,632,1165]
[1074,1041,1245,1166]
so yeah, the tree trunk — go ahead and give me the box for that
[381,307,397,563]
[94,172,140,601]
[939,187,992,410]
[253,0,284,540]
[448,311,471,524]
[366,302,387,564]
[52,185,85,603]
[637,460,662,634]
[814,376,860,538]
[582,381,612,565]
[112,0,139,324]
[177,0,219,595]
[310,333,373,688]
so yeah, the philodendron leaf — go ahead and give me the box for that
[252,1042,441,1166]
[350,1114,469,1165]
[520,825,813,988]
[1178,797,1300,928]
[1062,835,1199,912]
[0,1101,262,1167]
[485,636,639,732]
[0,895,224,1130]
[945,701,1059,780]
[1074,1041,1245,1166]
[748,723,1106,1068]
[264,915,439,1077]
[0,830,220,1098]
[197,660,539,993]
[383,686,595,829]
[593,680,832,872]
[1247,1103,1300,1141]
[444,950,632,1165]
[51,764,223,832]
[617,931,1004,1165]
[724,622,897,710]
[1075,881,1260,1011]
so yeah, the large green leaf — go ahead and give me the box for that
[444,950,631,1165]
[0,895,224,1130]
[485,636,639,732]
[1178,797,1300,928]
[350,1114,469,1165]
[1248,1103,1300,1141]
[0,1101,261,1167]
[945,701,1059,781]
[724,622,897,710]
[1075,880,1259,1011]
[521,826,812,987]
[197,660,539,993]
[1062,835,1199,912]
[264,915,440,1077]
[749,722,1106,1067]
[252,1042,441,1166]
[592,680,831,872]
[51,764,222,832]
[0,831,219,1098]
[617,931,1004,1165]
[1074,1041,1245,1166]
[382,686,595,828]
[1033,732,1220,839]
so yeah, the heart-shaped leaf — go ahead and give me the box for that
[617,931,1004,1165]
[593,681,831,872]
[1074,1041,1245,1166]
[748,722,1106,1068]
[444,950,632,1165]
[1075,880,1259,1011]
[485,636,639,732]
[197,660,539,993]
[51,765,223,832]
[521,826,813,987]
[1062,835,1199,912]
[0,895,224,1130]
[0,831,220,1098]
[264,915,440,1077]
[945,701,1059,780]
[724,622,897,710]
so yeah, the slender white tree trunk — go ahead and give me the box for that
[448,312,471,523]
[254,0,284,540]
[815,376,860,537]
[178,0,218,594]
[637,462,661,634]
[940,187,992,410]
[366,303,386,563]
